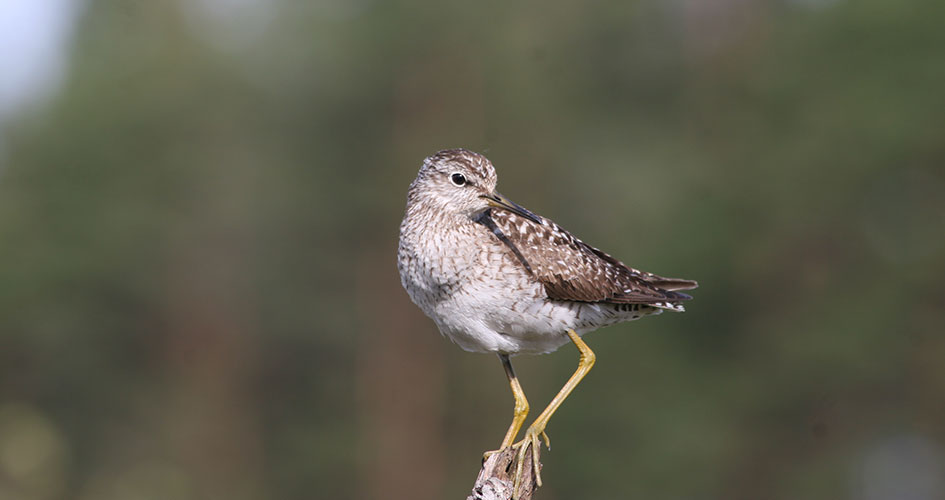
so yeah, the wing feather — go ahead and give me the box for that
[482,209,697,306]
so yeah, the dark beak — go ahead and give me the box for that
[480,191,542,224]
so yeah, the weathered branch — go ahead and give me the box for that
[467,444,541,500]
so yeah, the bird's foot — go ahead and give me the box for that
[482,447,504,461]
[510,425,550,493]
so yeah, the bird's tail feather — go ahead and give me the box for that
[650,277,698,292]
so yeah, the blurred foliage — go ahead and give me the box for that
[1,0,944,499]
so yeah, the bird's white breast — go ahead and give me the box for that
[399,210,633,355]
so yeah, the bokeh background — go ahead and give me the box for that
[1,1,944,499]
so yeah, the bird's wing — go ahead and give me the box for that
[480,209,697,307]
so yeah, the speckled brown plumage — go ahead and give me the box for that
[397,148,697,355]
[479,208,696,307]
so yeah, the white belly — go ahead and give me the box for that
[429,276,652,355]
[398,215,655,355]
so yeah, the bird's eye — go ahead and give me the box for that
[450,173,467,186]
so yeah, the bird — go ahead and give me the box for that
[397,148,697,494]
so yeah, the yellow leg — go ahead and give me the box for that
[498,354,530,448]
[512,329,595,493]
[484,354,530,458]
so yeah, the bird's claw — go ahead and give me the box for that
[510,426,548,493]
[482,447,502,461]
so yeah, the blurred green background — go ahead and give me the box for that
[1,1,944,499]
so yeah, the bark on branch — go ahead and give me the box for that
[467,444,541,500]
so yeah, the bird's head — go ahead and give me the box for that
[408,148,541,223]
